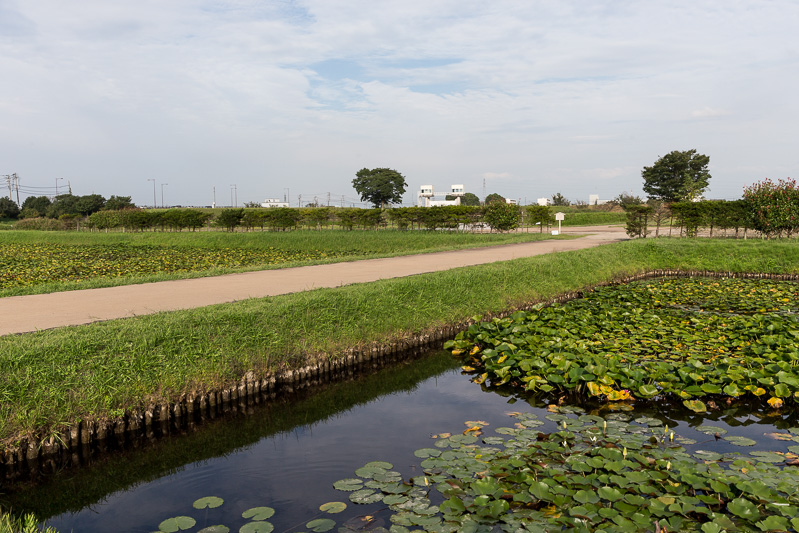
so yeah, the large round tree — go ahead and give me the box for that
[352,168,407,208]
[642,149,711,202]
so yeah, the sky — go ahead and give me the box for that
[1,0,797,208]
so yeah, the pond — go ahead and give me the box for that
[4,348,799,532]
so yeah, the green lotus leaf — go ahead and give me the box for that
[238,522,273,533]
[319,501,347,514]
[197,526,229,533]
[414,448,441,458]
[241,507,275,521]
[696,425,727,435]
[193,496,224,509]
[727,497,760,519]
[725,436,757,447]
[333,478,363,491]
[305,518,336,532]
[158,516,196,532]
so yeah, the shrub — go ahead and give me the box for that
[743,178,799,238]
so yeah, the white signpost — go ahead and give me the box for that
[553,212,565,235]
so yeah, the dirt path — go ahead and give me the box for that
[0,226,627,336]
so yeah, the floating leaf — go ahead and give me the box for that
[725,436,757,447]
[333,478,363,491]
[197,527,229,533]
[193,496,224,509]
[728,497,760,519]
[683,399,707,413]
[768,397,784,408]
[238,522,273,533]
[241,507,275,521]
[319,502,347,514]
[158,516,196,533]
[305,518,336,532]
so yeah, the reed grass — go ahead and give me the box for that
[1,238,798,448]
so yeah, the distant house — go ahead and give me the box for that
[261,198,289,208]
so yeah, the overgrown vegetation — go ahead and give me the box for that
[448,278,799,409]
[338,411,799,532]
[0,230,557,297]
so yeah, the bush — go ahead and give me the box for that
[743,178,799,238]
[12,217,68,230]
[483,202,521,232]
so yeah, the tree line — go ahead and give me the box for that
[7,203,558,233]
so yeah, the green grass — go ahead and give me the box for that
[0,230,560,297]
[556,208,627,226]
[1,238,798,448]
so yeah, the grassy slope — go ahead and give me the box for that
[1,238,798,447]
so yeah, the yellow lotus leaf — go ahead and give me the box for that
[586,382,601,396]
[451,349,465,356]
[461,365,476,372]
[473,373,487,385]
[470,346,481,355]
[464,426,482,435]
[497,355,508,364]
[753,387,767,396]
[767,397,784,409]
[607,389,632,401]
[764,432,792,441]
[599,385,615,396]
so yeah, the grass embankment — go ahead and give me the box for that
[0,230,560,297]
[1,238,798,448]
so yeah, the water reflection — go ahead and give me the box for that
[3,350,797,532]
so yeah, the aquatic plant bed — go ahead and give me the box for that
[0,230,556,296]
[446,277,799,410]
[0,242,360,290]
[337,408,799,532]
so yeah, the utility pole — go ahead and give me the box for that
[327,192,330,207]
[341,195,345,207]
[161,183,168,208]
[298,194,302,207]
[13,174,19,205]
[284,187,289,204]
[213,186,216,208]
[56,177,64,198]
[147,179,156,207]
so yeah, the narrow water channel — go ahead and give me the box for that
[3,350,796,532]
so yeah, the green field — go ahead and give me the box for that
[0,229,560,297]
[1,238,798,449]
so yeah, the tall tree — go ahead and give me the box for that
[551,192,570,206]
[642,149,711,202]
[0,197,20,219]
[352,168,407,208]
[484,193,505,205]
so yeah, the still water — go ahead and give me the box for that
[4,351,795,532]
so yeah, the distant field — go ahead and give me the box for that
[0,229,560,297]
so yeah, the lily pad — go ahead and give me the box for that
[238,522,274,533]
[158,516,196,532]
[333,478,364,491]
[193,496,224,509]
[725,436,757,447]
[241,507,275,521]
[197,527,229,533]
[319,501,347,514]
[305,518,336,532]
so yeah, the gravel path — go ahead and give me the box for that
[0,226,627,336]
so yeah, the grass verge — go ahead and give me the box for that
[1,238,798,448]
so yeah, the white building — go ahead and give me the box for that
[418,184,466,207]
[261,198,290,208]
